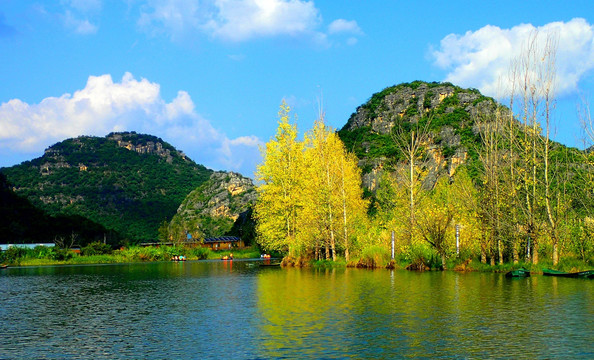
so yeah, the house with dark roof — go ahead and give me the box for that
[202,236,244,249]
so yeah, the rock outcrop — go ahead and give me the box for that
[169,171,257,239]
[339,81,502,191]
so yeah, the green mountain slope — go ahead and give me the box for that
[1,132,212,242]
[338,80,499,190]
[167,171,257,244]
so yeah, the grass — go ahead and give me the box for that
[3,245,264,267]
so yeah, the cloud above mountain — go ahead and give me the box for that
[432,18,594,97]
[138,0,361,46]
[0,72,262,176]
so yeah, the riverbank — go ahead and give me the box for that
[274,252,593,274]
[2,244,590,273]
[0,245,264,267]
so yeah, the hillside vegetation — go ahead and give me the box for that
[1,132,211,242]
[166,171,257,244]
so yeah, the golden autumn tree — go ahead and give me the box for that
[255,104,367,262]
[304,119,340,260]
[336,143,368,262]
[254,102,305,256]
[304,118,368,261]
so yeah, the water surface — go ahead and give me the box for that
[1,261,592,359]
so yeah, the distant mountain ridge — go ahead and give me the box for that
[1,132,212,242]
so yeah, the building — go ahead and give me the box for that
[202,236,244,249]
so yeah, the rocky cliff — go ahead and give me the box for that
[338,81,500,190]
[168,171,257,241]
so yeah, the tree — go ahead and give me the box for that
[508,29,560,265]
[254,102,306,256]
[415,177,455,269]
[390,116,432,245]
[303,118,368,261]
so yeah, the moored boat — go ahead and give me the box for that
[505,268,530,277]
[542,268,594,278]
[576,270,594,279]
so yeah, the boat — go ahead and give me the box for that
[543,268,594,279]
[505,268,530,277]
[576,270,594,279]
[0,264,7,269]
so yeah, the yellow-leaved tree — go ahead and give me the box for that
[304,118,367,261]
[254,102,305,256]
[255,105,367,262]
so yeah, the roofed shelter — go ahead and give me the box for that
[202,236,243,249]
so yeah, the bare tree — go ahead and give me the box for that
[508,30,560,265]
[390,117,432,245]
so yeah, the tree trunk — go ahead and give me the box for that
[481,241,487,264]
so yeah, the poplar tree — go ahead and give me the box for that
[254,102,305,256]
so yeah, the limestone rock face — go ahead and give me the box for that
[169,171,257,239]
[338,81,503,190]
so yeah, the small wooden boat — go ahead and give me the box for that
[543,268,571,277]
[505,268,530,277]
[0,264,7,269]
[543,269,594,278]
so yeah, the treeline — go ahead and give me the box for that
[254,103,367,263]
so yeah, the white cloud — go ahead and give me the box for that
[207,0,321,41]
[138,0,361,46]
[63,10,98,34]
[0,73,262,176]
[431,18,594,97]
[328,19,361,35]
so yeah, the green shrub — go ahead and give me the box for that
[187,247,211,260]
[81,242,112,256]
[1,246,30,263]
[357,245,391,268]
[52,248,75,261]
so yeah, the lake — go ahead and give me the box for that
[1,260,592,359]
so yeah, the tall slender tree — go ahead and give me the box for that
[255,102,305,256]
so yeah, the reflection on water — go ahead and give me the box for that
[0,262,592,359]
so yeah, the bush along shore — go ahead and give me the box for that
[0,243,262,267]
[2,242,590,274]
[280,243,592,274]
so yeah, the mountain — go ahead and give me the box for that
[1,132,212,242]
[167,171,257,244]
[337,80,497,191]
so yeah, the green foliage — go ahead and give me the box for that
[357,245,391,268]
[81,242,113,256]
[1,132,212,243]
[186,247,212,260]
[337,126,402,161]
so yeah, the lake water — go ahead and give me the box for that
[1,260,592,359]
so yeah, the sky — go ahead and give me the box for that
[1,1,594,177]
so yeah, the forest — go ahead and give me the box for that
[254,33,594,270]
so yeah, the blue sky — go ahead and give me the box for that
[1,1,594,177]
